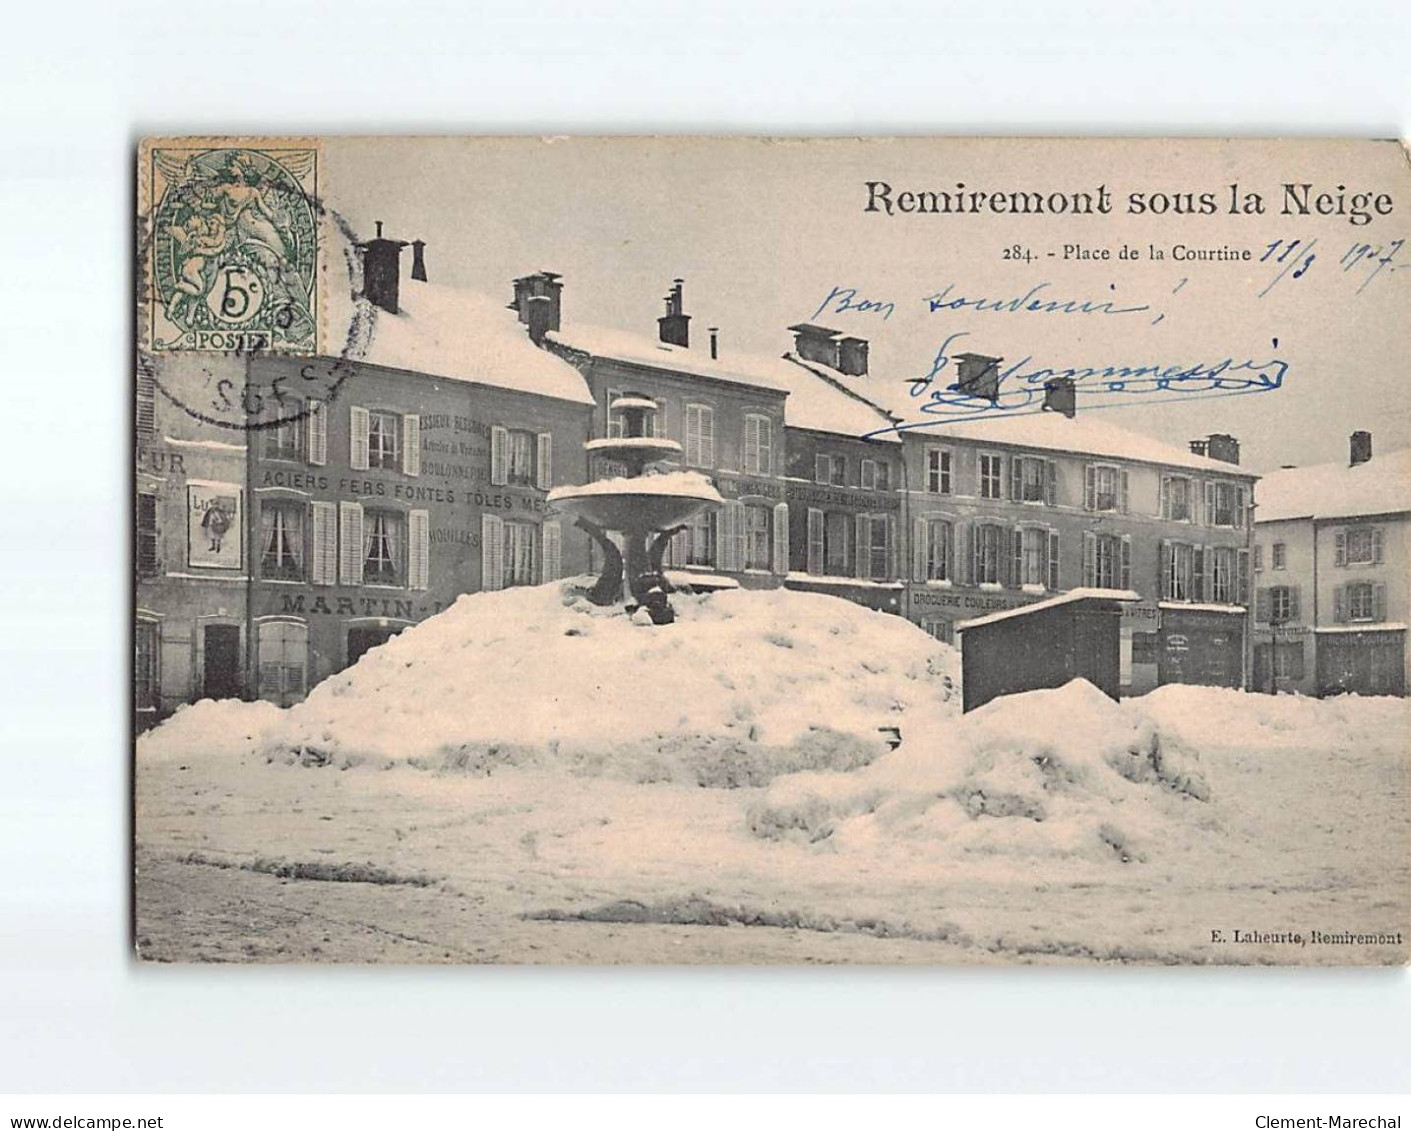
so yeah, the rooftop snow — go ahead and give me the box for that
[547,323,794,393]
[776,355,900,444]
[1255,448,1411,522]
[956,587,1140,631]
[325,279,595,406]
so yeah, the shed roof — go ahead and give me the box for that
[956,587,1141,632]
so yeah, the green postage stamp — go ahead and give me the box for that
[140,138,321,354]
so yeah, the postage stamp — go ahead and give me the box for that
[139,138,322,355]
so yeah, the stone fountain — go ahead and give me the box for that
[547,394,722,623]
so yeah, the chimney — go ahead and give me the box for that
[838,336,869,377]
[510,272,563,341]
[411,239,428,282]
[658,279,690,347]
[953,352,1003,403]
[1204,433,1241,465]
[708,327,719,360]
[1188,439,1209,457]
[359,220,409,314]
[1042,376,1076,418]
[788,324,842,369]
[1350,430,1372,466]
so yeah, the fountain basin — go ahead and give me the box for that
[547,471,722,532]
[584,436,683,460]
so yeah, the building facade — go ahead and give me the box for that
[1252,434,1408,697]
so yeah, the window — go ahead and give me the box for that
[1018,527,1047,587]
[257,620,307,707]
[1087,464,1126,512]
[1211,546,1235,604]
[685,404,715,468]
[861,459,890,491]
[1347,581,1376,622]
[503,521,537,587]
[1162,475,1192,521]
[1019,458,1046,503]
[684,510,716,568]
[1092,533,1118,589]
[1341,527,1380,566]
[363,509,405,586]
[1206,481,1244,528]
[498,429,532,486]
[366,410,400,470]
[979,453,1003,499]
[815,453,846,486]
[868,515,889,580]
[137,492,159,577]
[260,501,305,581]
[920,618,953,645]
[1084,532,1130,590]
[926,448,952,494]
[1272,542,1287,570]
[1270,585,1296,624]
[264,399,304,460]
[975,523,1003,585]
[744,414,773,475]
[825,512,849,575]
[926,519,952,581]
[744,505,771,570]
[1164,542,1194,600]
[135,620,159,714]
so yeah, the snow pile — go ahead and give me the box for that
[749,680,1214,867]
[139,584,958,786]
[139,698,287,765]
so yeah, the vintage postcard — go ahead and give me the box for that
[134,137,1409,965]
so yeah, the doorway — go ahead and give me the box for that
[203,624,241,700]
[347,625,404,667]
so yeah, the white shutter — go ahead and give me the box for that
[1234,484,1246,528]
[403,414,421,477]
[701,407,716,468]
[1118,470,1130,514]
[481,513,504,591]
[913,517,928,581]
[718,501,742,571]
[1160,476,1170,519]
[807,508,824,575]
[349,406,370,471]
[1202,544,1214,602]
[1048,530,1060,590]
[1372,527,1384,564]
[338,501,364,586]
[1204,481,1218,527]
[408,509,430,590]
[1083,531,1097,587]
[1083,464,1096,510]
[855,514,871,580]
[744,416,759,474]
[306,399,327,467]
[731,500,747,569]
[542,520,562,583]
[310,501,337,585]
[1120,535,1132,590]
[772,502,789,574]
[490,426,508,486]
[536,432,553,490]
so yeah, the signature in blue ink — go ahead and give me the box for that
[925,282,1150,318]
[811,285,896,322]
[862,330,1287,439]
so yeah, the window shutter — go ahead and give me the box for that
[1045,460,1057,506]
[1204,481,1217,528]
[744,416,758,474]
[306,399,327,466]
[1160,476,1171,520]
[1048,530,1060,590]
[490,426,508,486]
[408,509,430,590]
[1288,585,1300,622]
[654,399,669,440]
[1009,457,1022,502]
[1372,527,1384,564]
[807,508,825,575]
[772,502,789,574]
[701,407,715,468]
[1120,535,1132,590]
[855,513,871,580]
[536,432,553,490]
[1234,484,1246,528]
[402,414,421,477]
[1200,546,1213,602]
[1373,583,1387,622]
[1254,544,1263,571]
[1009,527,1023,587]
[1335,530,1347,566]
[1256,587,1272,623]
[542,520,562,583]
[912,517,928,581]
[1159,539,1171,599]
[1333,584,1346,623]
[1084,464,1096,510]
[481,513,504,591]
[1118,470,1130,514]
[1083,531,1097,588]
[956,522,972,585]
[861,459,875,490]
[668,527,688,569]
[349,406,370,471]
[338,501,364,586]
[1237,548,1250,606]
[606,388,622,438]
[310,501,337,585]
[815,454,829,485]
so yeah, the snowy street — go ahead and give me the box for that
[135,586,1409,965]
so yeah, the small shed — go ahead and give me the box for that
[956,588,1139,712]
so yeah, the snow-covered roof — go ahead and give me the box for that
[547,323,793,393]
[327,279,596,406]
[776,356,901,444]
[876,408,1258,476]
[1255,448,1411,522]
[956,587,1140,631]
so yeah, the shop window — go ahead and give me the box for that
[744,505,771,570]
[503,521,537,587]
[1131,631,1159,666]
[1274,642,1305,680]
[260,500,305,581]
[137,492,159,577]
[257,620,307,707]
[979,453,1003,500]
[264,399,304,460]
[920,617,953,645]
[347,625,405,667]
[363,509,406,586]
[926,448,952,495]
[684,510,716,568]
